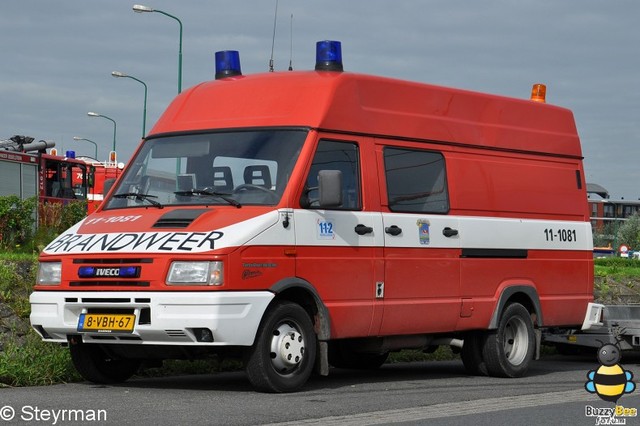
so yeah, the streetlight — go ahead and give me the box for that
[73,136,98,159]
[133,4,183,93]
[112,71,148,138]
[87,112,117,154]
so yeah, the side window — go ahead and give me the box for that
[383,147,449,213]
[301,140,361,210]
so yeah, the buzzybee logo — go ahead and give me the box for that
[585,342,635,403]
[584,338,637,425]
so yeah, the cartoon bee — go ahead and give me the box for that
[585,342,636,403]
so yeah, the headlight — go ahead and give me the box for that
[167,261,224,286]
[37,262,62,285]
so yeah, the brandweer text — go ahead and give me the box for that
[45,231,224,253]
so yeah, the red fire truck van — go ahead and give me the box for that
[30,41,593,392]
[0,136,90,207]
[73,158,124,213]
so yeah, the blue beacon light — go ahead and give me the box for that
[215,50,242,80]
[78,266,95,278]
[315,40,343,72]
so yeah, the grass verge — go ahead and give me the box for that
[0,254,81,387]
[0,333,80,387]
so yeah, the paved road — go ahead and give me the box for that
[1,353,639,425]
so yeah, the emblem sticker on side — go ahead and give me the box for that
[417,219,430,245]
[317,219,335,240]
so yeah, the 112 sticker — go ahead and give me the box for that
[317,219,335,240]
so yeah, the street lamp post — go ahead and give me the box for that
[87,112,117,153]
[112,71,148,138]
[133,4,183,93]
[73,136,98,159]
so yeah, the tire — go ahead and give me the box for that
[461,331,488,376]
[482,303,535,378]
[245,301,317,393]
[328,341,389,370]
[69,343,141,384]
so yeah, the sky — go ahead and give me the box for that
[1,1,639,199]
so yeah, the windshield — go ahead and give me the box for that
[104,129,307,209]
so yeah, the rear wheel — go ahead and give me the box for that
[482,303,535,378]
[69,342,141,384]
[245,301,316,393]
[461,331,488,376]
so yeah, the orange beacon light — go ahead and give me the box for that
[530,83,547,103]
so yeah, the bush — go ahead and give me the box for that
[0,196,37,252]
[0,256,36,318]
[594,257,640,276]
[617,213,640,251]
[593,221,617,248]
[0,196,87,253]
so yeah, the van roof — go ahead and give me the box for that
[151,71,582,158]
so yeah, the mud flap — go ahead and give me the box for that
[316,341,329,376]
[535,329,542,360]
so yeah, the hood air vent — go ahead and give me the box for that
[152,209,209,229]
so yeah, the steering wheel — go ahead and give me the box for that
[233,184,279,201]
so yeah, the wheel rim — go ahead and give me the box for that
[269,321,306,374]
[503,316,528,366]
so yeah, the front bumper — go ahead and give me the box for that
[29,290,274,346]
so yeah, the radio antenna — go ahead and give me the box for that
[288,13,294,71]
[269,0,279,72]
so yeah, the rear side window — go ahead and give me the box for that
[383,147,449,213]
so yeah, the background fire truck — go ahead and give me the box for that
[0,135,90,213]
[0,135,123,214]
[74,156,124,213]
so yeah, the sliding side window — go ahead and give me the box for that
[301,140,361,210]
[383,147,449,213]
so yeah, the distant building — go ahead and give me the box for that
[587,183,640,231]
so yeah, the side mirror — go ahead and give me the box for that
[318,170,342,207]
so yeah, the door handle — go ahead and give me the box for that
[442,227,459,237]
[385,225,402,236]
[354,224,373,235]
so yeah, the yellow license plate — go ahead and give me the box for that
[77,313,135,333]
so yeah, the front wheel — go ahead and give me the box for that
[69,342,141,384]
[245,301,317,393]
[482,303,535,378]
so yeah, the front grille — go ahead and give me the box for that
[70,258,153,288]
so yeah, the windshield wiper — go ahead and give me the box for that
[174,189,242,208]
[113,192,163,209]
